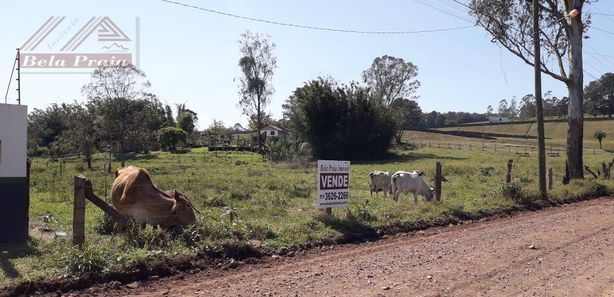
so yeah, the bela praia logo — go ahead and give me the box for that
[20,16,139,70]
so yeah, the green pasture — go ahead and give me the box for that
[1,145,613,287]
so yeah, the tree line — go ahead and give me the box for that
[28,65,199,168]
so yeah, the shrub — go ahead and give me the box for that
[283,78,396,160]
[158,127,187,151]
[263,136,299,162]
[499,182,530,203]
[122,224,170,249]
[95,214,116,235]
[480,167,495,176]
[204,196,226,207]
[229,191,251,201]
[60,245,111,274]
[243,222,276,240]
[287,183,312,198]
[350,199,377,222]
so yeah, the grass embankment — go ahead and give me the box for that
[1,146,613,288]
[437,119,614,149]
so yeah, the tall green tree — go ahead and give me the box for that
[284,78,396,160]
[237,31,277,151]
[362,55,420,106]
[57,102,97,169]
[470,0,594,179]
[390,99,422,144]
[158,127,187,151]
[518,94,536,119]
[585,73,614,118]
[27,104,70,153]
[82,64,151,166]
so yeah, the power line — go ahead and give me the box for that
[592,12,614,17]
[585,44,614,69]
[585,50,614,60]
[448,0,471,9]
[592,26,614,35]
[161,0,476,34]
[412,0,475,24]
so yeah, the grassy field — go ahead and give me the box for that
[437,119,614,149]
[1,144,613,287]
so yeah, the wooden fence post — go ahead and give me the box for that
[73,175,86,247]
[548,168,553,190]
[494,143,497,152]
[506,159,513,184]
[469,143,472,151]
[435,162,442,202]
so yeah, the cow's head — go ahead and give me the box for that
[427,187,435,201]
[168,190,198,225]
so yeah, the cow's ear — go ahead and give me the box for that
[114,169,120,178]
[168,189,177,198]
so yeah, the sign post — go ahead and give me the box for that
[317,160,350,212]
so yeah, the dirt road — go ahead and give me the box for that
[94,197,613,297]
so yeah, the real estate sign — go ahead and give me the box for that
[317,160,350,208]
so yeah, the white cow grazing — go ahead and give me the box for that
[391,170,434,202]
[368,171,392,197]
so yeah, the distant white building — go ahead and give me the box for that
[489,116,509,123]
[261,125,283,138]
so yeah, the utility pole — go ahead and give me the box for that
[16,48,21,105]
[533,0,547,198]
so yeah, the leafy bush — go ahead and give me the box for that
[122,224,170,249]
[204,196,227,207]
[350,199,377,222]
[229,191,251,201]
[480,167,495,176]
[243,222,276,240]
[499,182,529,203]
[60,245,111,274]
[95,214,116,235]
[263,136,299,162]
[158,127,187,151]
[283,78,396,160]
[287,183,312,198]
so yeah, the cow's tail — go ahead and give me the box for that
[391,173,398,201]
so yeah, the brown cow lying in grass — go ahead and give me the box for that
[111,166,198,227]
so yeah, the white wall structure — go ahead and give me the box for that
[261,125,283,138]
[488,116,509,124]
[0,103,29,243]
[0,104,28,177]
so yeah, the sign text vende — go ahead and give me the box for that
[317,160,350,208]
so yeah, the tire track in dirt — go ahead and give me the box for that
[83,197,613,297]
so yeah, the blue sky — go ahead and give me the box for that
[1,0,613,129]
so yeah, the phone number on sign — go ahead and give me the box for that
[319,191,349,201]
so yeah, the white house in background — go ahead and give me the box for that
[261,125,283,138]
[489,116,510,123]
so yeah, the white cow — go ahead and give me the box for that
[368,171,392,197]
[391,170,434,203]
